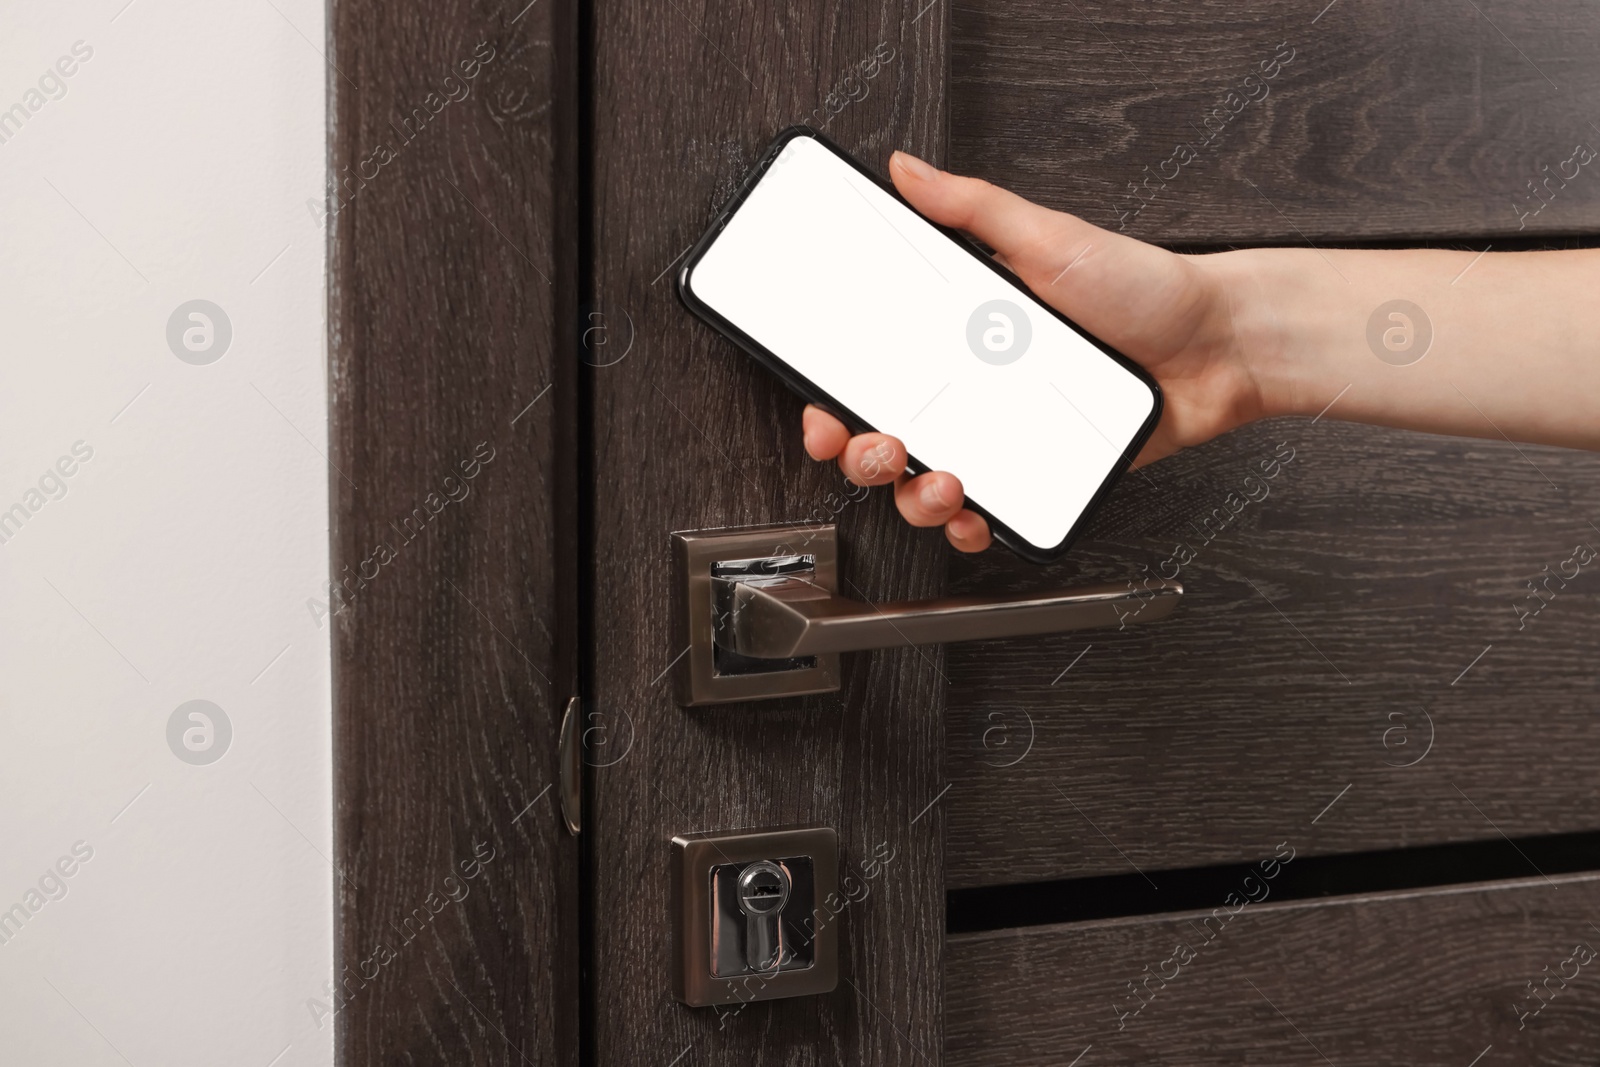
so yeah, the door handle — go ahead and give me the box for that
[714,572,1179,658]
[673,523,1181,706]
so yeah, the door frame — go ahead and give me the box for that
[327,0,583,1062]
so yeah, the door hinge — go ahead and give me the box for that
[558,695,581,836]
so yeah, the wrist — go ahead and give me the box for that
[1203,247,1338,422]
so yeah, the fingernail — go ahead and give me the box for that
[920,479,950,510]
[802,430,815,456]
[893,151,938,181]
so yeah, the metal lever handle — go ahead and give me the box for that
[713,574,1182,659]
[673,523,1183,705]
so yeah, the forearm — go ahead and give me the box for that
[1216,246,1600,450]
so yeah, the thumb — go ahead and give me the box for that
[887,151,1190,342]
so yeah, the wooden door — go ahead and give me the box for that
[939,3,1600,1063]
[588,0,950,1063]
[317,0,1600,1063]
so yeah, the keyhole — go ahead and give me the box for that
[736,861,791,972]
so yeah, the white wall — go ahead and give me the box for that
[0,1,332,1064]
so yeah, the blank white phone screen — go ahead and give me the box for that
[686,134,1157,551]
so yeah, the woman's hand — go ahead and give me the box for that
[803,150,1266,552]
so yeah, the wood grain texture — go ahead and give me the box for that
[946,418,1600,888]
[328,0,581,1062]
[950,0,1600,242]
[947,873,1600,1066]
[588,3,950,1065]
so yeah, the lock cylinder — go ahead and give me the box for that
[670,825,839,1006]
[735,860,792,972]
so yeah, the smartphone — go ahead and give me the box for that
[675,127,1162,563]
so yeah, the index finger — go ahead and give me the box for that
[803,404,852,460]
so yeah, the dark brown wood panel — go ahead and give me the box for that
[951,0,1600,242]
[948,872,1600,1066]
[947,418,1600,888]
[329,0,581,1062]
[589,3,950,1065]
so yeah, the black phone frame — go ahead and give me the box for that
[674,125,1164,564]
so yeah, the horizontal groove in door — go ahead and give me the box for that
[951,0,1600,242]
[1162,235,1600,255]
[947,871,1600,1066]
[944,418,1600,889]
[949,829,1600,933]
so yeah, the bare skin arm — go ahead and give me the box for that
[804,150,1600,552]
